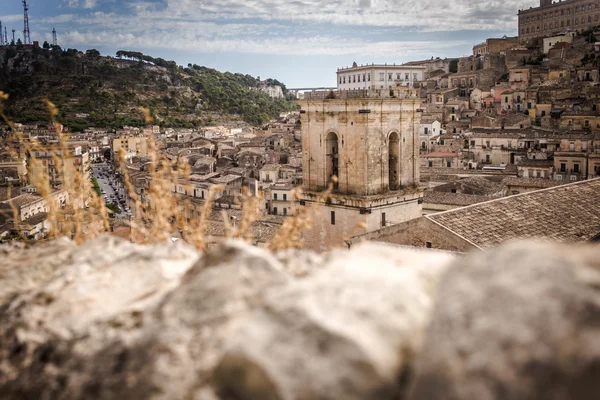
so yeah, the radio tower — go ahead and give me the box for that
[52,28,57,46]
[0,21,4,45]
[23,0,31,45]
[12,29,15,44]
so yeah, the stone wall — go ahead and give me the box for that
[1,236,599,400]
[299,97,422,195]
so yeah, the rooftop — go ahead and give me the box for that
[424,191,494,207]
[261,164,281,172]
[502,177,564,189]
[211,175,243,184]
[2,194,43,209]
[427,178,600,250]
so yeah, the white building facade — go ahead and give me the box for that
[337,63,427,91]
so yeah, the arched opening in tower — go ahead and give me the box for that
[389,132,400,191]
[325,132,339,189]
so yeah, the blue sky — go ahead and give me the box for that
[0,0,538,88]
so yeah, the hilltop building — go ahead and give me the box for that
[518,0,599,43]
[298,88,423,252]
[337,63,427,91]
[473,36,520,56]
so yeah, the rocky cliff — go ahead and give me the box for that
[0,237,599,399]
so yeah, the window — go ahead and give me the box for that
[367,73,370,82]
[471,140,475,147]
[273,207,278,215]
[388,73,393,80]
[283,193,287,201]
[426,242,432,249]
[382,213,386,228]
[574,164,580,173]
[447,161,452,168]
[397,73,401,80]
[428,161,433,167]
[560,163,567,172]
[274,193,278,200]
[379,73,384,81]
[283,208,287,216]
[570,141,575,151]
[343,76,346,84]
[331,211,335,225]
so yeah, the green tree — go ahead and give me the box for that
[103,148,111,161]
[42,41,50,50]
[86,49,101,58]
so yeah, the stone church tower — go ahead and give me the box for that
[298,88,424,252]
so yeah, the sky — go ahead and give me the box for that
[0,0,539,88]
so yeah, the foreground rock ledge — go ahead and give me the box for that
[0,236,599,400]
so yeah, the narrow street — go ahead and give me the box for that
[92,163,131,218]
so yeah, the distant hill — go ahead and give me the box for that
[0,46,297,130]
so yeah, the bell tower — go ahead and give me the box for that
[298,88,424,252]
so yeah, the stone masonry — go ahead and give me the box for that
[298,89,423,251]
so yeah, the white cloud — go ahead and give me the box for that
[82,0,98,9]
[0,14,23,23]
[34,0,536,60]
[57,27,469,58]
[64,0,99,9]
[154,0,536,32]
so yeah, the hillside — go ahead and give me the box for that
[0,46,297,130]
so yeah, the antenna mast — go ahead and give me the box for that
[23,0,31,45]
[0,21,3,45]
[12,29,15,44]
[52,28,57,46]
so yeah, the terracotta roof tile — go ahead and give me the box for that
[427,178,600,249]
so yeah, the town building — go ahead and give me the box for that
[298,88,423,252]
[518,0,599,43]
[473,36,520,56]
[337,63,427,91]
[543,34,575,53]
[112,136,148,160]
[30,144,90,188]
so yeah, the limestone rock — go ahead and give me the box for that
[0,237,75,304]
[0,235,201,399]
[274,248,330,278]
[409,241,600,400]
[215,243,455,400]
[0,237,288,400]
